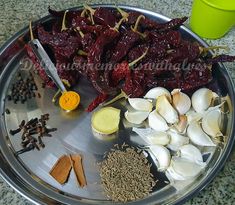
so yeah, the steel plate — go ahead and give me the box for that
[0,4,234,205]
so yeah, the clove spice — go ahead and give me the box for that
[11,113,57,155]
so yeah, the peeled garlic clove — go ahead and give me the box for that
[178,144,204,165]
[133,127,170,145]
[146,131,170,146]
[171,89,191,115]
[156,95,179,124]
[191,88,218,113]
[128,98,153,112]
[148,110,169,131]
[144,87,171,101]
[124,110,149,124]
[167,130,189,151]
[174,115,188,133]
[149,145,171,171]
[202,109,223,137]
[170,157,204,179]
[187,121,216,147]
[186,109,203,124]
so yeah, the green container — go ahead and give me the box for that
[190,0,235,39]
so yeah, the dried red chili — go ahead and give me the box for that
[110,30,140,63]
[26,6,235,109]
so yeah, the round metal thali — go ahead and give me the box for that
[0,4,234,205]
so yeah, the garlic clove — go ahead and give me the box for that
[178,144,204,165]
[144,87,171,101]
[191,88,218,113]
[149,145,171,171]
[148,110,169,131]
[167,130,189,151]
[124,110,149,124]
[128,98,153,112]
[133,127,170,145]
[170,157,204,180]
[186,109,203,124]
[156,95,179,124]
[166,165,186,181]
[174,115,188,133]
[187,121,216,147]
[171,89,191,115]
[145,131,170,146]
[202,109,223,138]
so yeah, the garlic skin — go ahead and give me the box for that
[148,110,169,131]
[128,98,153,112]
[144,87,171,101]
[124,110,149,124]
[174,115,188,133]
[149,145,171,171]
[171,89,191,115]
[167,130,189,151]
[168,157,204,180]
[202,109,223,137]
[191,88,218,113]
[187,121,216,147]
[178,144,204,165]
[156,95,179,124]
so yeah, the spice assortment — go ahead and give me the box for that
[7,72,40,104]
[25,5,235,112]
[50,154,87,187]
[126,86,226,181]
[98,144,156,202]
[10,114,57,155]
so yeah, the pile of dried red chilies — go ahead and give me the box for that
[26,5,235,111]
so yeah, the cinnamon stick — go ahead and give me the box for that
[69,154,87,187]
[49,155,72,184]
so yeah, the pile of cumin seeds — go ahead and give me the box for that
[98,144,156,202]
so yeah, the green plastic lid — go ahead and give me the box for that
[203,0,235,11]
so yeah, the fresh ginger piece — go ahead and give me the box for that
[91,107,120,134]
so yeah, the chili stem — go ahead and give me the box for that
[130,27,146,38]
[76,27,85,38]
[78,50,88,56]
[83,4,95,15]
[29,21,34,40]
[102,90,128,106]
[129,48,148,67]
[113,17,125,31]
[61,10,69,32]
[132,15,145,32]
[115,5,129,20]
[200,45,230,54]
[80,9,87,17]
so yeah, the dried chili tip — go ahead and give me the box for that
[69,154,87,188]
[49,155,72,185]
[86,93,108,112]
